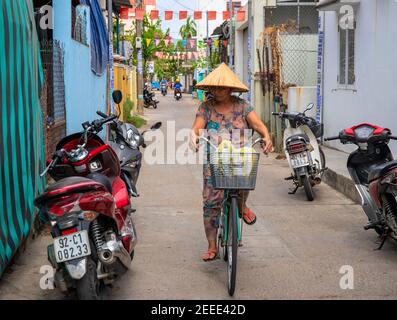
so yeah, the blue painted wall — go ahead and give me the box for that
[53,0,107,135]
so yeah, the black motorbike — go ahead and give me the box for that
[325,124,397,247]
[160,84,167,96]
[104,91,162,199]
[144,92,159,109]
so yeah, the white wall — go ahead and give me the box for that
[322,0,397,155]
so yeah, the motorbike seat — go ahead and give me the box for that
[286,133,310,144]
[368,160,397,182]
[34,176,108,207]
[87,173,113,194]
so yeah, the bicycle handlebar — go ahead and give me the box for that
[198,137,265,150]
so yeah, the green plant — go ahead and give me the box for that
[123,98,134,120]
[179,16,197,40]
[126,115,147,129]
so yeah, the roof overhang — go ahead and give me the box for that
[317,0,360,11]
[113,0,132,12]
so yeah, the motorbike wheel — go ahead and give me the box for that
[153,102,158,109]
[75,256,104,300]
[302,175,314,201]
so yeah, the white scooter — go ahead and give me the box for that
[273,103,326,201]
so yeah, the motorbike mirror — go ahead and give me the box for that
[151,122,162,130]
[303,103,315,114]
[112,90,123,105]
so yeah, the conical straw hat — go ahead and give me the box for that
[196,63,249,92]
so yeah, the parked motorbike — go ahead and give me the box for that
[144,92,159,109]
[325,124,397,248]
[161,84,167,96]
[101,91,162,199]
[174,89,182,101]
[273,103,326,201]
[34,113,137,300]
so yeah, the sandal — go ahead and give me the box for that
[202,249,217,262]
[243,207,257,225]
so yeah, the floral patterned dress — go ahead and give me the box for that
[196,96,254,241]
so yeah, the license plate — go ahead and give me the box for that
[290,153,310,168]
[54,230,91,263]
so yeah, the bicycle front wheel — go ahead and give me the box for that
[227,197,238,296]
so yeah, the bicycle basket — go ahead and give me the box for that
[209,151,260,190]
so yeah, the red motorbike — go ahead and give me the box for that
[326,124,397,248]
[34,112,137,299]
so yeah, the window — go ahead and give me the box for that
[338,22,355,87]
[71,2,88,45]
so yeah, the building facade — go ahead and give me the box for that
[318,0,397,155]
[53,0,108,135]
[234,0,319,130]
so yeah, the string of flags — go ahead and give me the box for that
[153,51,206,60]
[119,8,246,23]
[143,38,228,49]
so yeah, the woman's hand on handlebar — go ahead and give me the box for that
[261,135,274,155]
[190,130,199,152]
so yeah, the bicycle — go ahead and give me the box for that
[200,136,264,296]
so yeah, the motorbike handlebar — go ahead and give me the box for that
[272,112,285,117]
[324,136,340,141]
[96,111,108,119]
[40,150,65,177]
[98,114,117,127]
[390,136,397,141]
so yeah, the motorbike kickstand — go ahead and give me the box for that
[288,185,299,195]
[375,234,388,250]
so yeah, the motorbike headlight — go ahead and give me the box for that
[126,129,140,149]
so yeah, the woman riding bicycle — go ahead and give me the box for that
[190,63,274,261]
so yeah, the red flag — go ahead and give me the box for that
[135,8,145,20]
[179,11,187,20]
[194,11,202,20]
[150,10,159,20]
[222,11,230,20]
[237,10,246,22]
[207,11,217,20]
[120,7,129,20]
[165,11,173,20]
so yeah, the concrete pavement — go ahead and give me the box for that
[1,93,397,299]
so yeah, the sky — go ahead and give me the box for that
[155,0,242,40]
